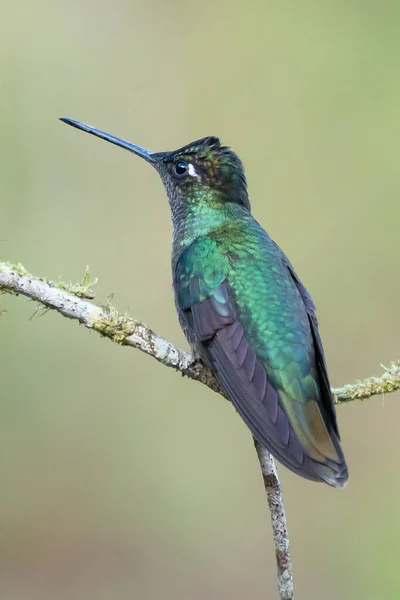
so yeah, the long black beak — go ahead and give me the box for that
[60,117,155,163]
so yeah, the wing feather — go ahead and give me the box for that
[176,240,348,486]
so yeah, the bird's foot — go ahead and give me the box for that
[183,351,199,371]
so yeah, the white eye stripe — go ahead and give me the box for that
[188,163,201,179]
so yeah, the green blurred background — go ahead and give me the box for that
[1,1,399,598]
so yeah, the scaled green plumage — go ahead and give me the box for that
[175,210,345,483]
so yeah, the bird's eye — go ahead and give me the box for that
[174,161,188,177]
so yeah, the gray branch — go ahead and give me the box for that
[1,262,399,600]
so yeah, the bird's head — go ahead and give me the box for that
[60,118,250,214]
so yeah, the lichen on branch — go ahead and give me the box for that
[1,261,397,405]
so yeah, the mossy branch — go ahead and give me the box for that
[1,261,399,600]
[1,262,398,404]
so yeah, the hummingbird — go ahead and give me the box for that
[60,117,348,487]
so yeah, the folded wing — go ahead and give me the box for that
[176,239,348,487]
